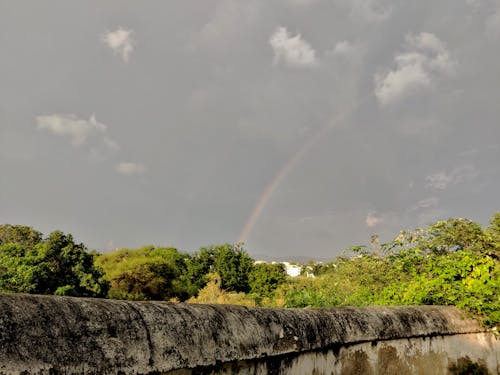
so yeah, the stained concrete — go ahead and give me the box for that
[0,293,498,374]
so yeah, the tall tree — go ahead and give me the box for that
[0,229,109,297]
[424,218,486,254]
[248,263,286,296]
[186,244,255,294]
[96,246,190,300]
[212,243,254,293]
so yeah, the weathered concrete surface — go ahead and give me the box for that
[0,293,498,374]
[169,332,497,375]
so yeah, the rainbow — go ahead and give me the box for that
[238,102,362,245]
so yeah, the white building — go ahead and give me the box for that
[253,260,304,278]
[281,262,302,277]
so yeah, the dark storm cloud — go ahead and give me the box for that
[1,0,499,258]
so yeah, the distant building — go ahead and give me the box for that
[281,262,302,277]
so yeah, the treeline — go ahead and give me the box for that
[0,214,499,326]
[0,228,284,302]
[93,243,285,302]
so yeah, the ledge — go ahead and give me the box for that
[0,293,486,374]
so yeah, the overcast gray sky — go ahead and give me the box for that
[1,0,499,258]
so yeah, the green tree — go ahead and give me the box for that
[0,243,38,293]
[384,218,487,256]
[0,224,42,249]
[0,229,109,297]
[96,246,190,300]
[380,251,499,325]
[248,263,286,296]
[185,243,255,294]
[212,243,254,293]
[424,218,486,255]
[183,246,217,295]
[485,212,500,259]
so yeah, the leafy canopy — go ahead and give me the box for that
[0,229,109,297]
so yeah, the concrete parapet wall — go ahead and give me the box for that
[0,293,498,374]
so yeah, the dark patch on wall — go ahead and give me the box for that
[376,346,411,375]
[340,349,372,375]
[449,356,489,375]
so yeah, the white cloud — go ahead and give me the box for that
[425,164,477,190]
[374,32,455,106]
[366,212,383,227]
[115,162,145,176]
[37,114,107,146]
[269,26,317,67]
[101,27,135,63]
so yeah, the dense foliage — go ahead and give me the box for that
[183,243,254,294]
[0,213,498,326]
[95,246,190,301]
[275,216,500,326]
[0,226,109,297]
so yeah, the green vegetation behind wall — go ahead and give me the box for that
[0,213,499,326]
[0,226,109,297]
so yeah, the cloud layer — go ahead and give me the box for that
[2,1,499,257]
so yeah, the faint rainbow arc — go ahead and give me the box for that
[237,108,355,245]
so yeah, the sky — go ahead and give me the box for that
[1,0,499,259]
